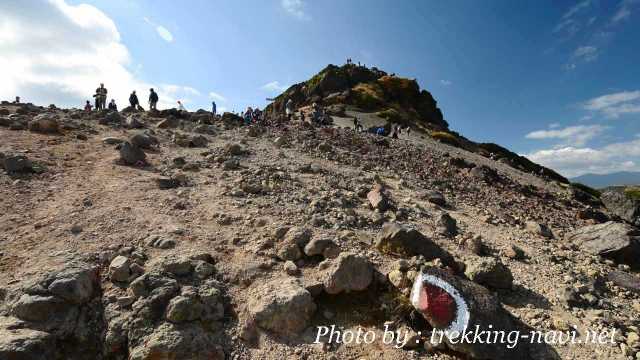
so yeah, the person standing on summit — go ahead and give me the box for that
[211,101,217,116]
[129,90,142,111]
[94,83,107,110]
[148,88,159,110]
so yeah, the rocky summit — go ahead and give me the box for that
[1,65,640,360]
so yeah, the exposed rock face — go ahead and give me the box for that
[601,188,640,226]
[322,252,374,294]
[266,64,449,129]
[247,277,316,336]
[376,222,453,264]
[567,221,640,267]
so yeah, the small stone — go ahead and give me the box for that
[284,261,299,275]
[109,256,131,282]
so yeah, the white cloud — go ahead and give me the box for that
[0,0,199,110]
[526,138,640,177]
[525,124,608,146]
[440,80,452,86]
[156,26,173,42]
[208,92,227,103]
[143,17,173,43]
[261,81,288,93]
[583,90,640,118]
[281,0,310,20]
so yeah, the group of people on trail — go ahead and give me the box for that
[243,107,264,125]
[85,85,163,113]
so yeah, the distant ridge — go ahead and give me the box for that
[571,171,640,189]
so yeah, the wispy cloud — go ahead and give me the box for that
[281,0,310,20]
[440,80,452,86]
[562,0,591,20]
[261,81,288,93]
[611,0,639,23]
[208,91,227,102]
[584,90,640,118]
[565,45,598,70]
[574,45,599,62]
[143,17,174,43]
[525,124,608,146]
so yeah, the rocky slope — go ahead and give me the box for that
[0,81,639,359]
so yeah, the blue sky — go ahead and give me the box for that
[1,0,639,177]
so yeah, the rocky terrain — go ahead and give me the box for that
[1,67,640,360]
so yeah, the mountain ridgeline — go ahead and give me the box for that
[267,63,568,184]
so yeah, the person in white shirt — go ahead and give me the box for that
[177,101,186,112]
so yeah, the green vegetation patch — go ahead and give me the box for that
[352,83,385,110]
[429,131,459,146]
[624,187,640,200]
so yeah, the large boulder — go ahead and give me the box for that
[128,322,224,360]
[567,221,640,267]
[601,188,640,226]
[130,132,159,149]
[99,111,123,125]
[322,252,373,294]
[119,142,146,165]
[376,222,453,264]
[2,155,33,174]
[464,257,513,290]
[247,278,316,336]
[607,271,640,294]
[28,113,59,134]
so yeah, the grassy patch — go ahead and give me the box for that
[352,83,385,110]
[624,187,640,200]
[429,131,459,146]
[376,108,403,122]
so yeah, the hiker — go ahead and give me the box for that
[285,99,293,121]
[108,99,117,111]
[94,83,107,110]
[177,100,186,112]
[405,126,411,137]
[211,101,217,116]
[253,108,262,123]
[129,91,142,110]
[14,96,20,104]
[392,130,398,139]
[148,88,159,110]
[84,100,92,112]
[244,107,253,125]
